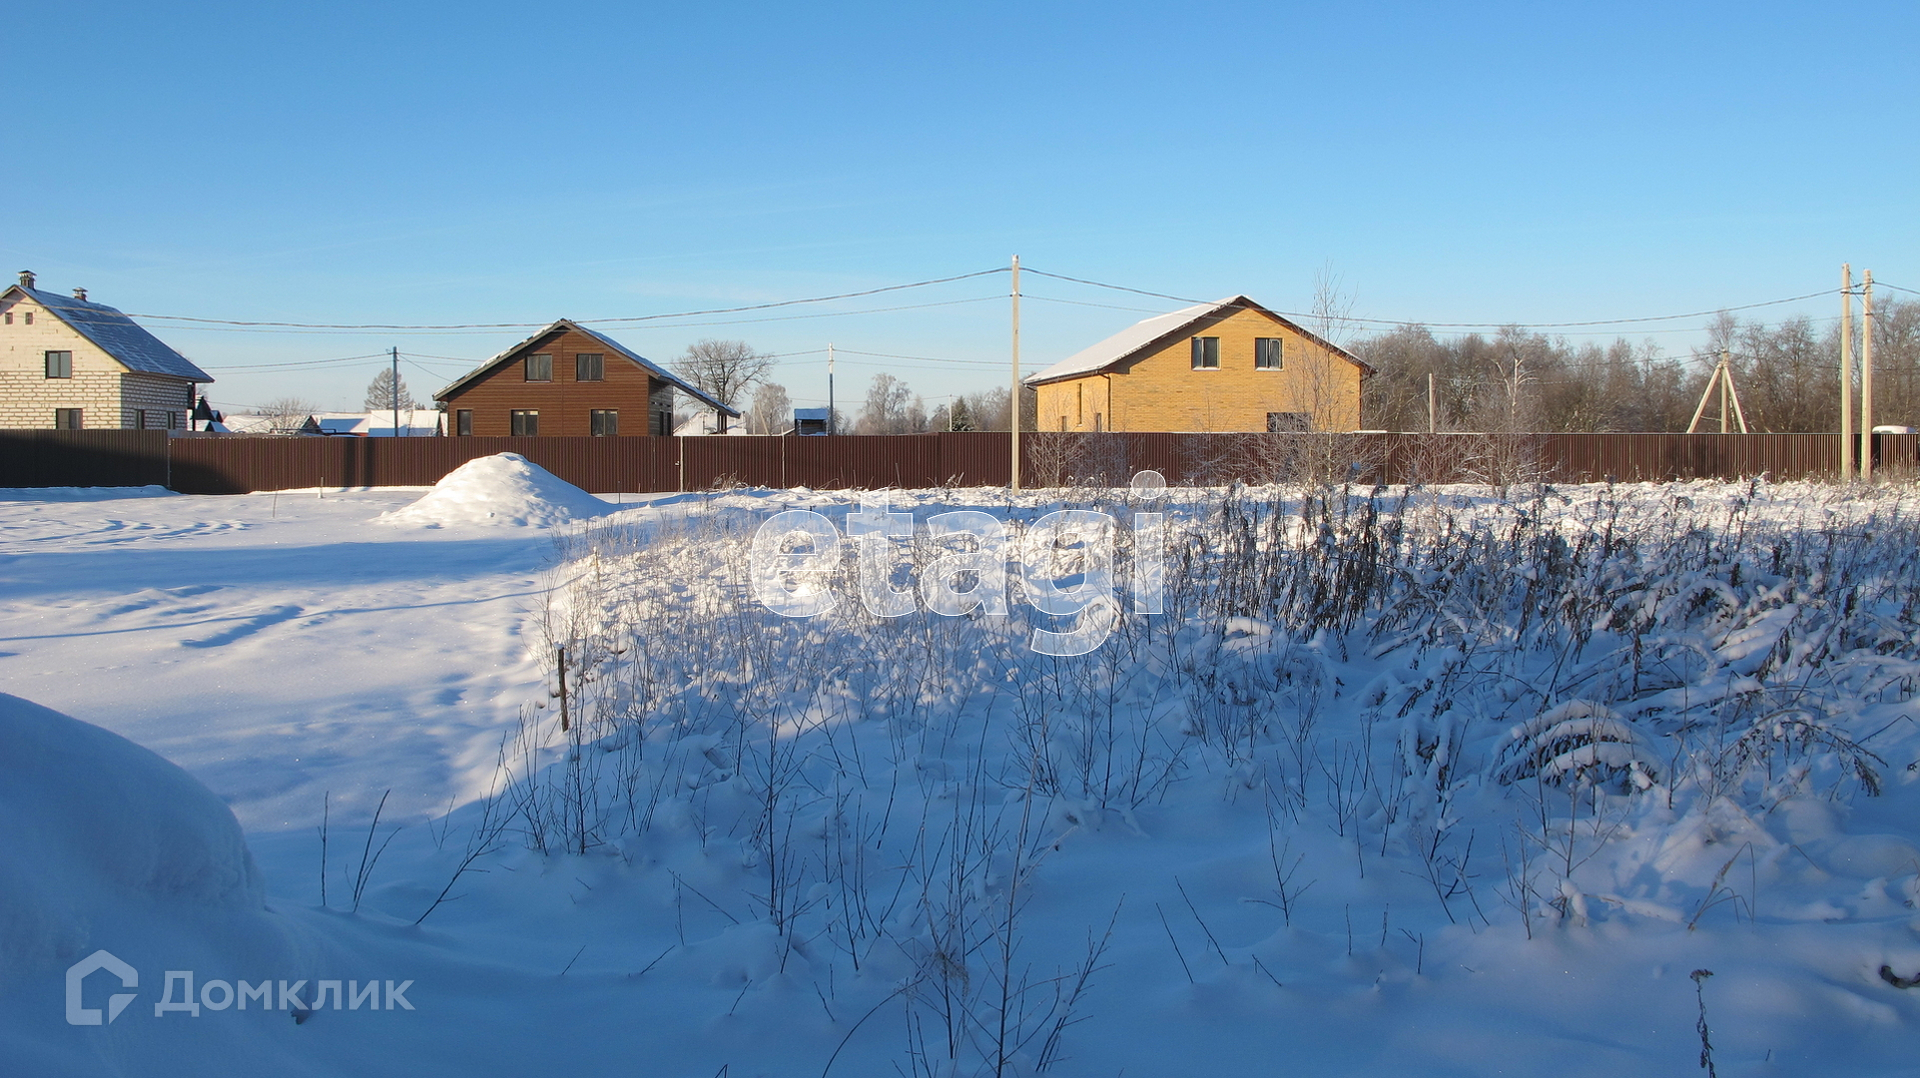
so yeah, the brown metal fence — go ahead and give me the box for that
[5,430,1914,494]
[0,430,169,488]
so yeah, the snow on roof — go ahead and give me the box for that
[221,414,295,434]
[7,285,213,382]
[433,320,741,417]
[312,409,441,436]
[1024,299,1235,385]
[1024,295,1371,385]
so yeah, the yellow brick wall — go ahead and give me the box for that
[1036,307,1362,432]
[0,292,125,428]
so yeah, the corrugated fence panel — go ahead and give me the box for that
[0,430,169,488]
[935,433,1011,487]
[12,430,1917,494]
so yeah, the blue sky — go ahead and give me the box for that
[5,1,1913,413]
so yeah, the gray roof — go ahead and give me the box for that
[1024,295,1370,386]
[8,286,212,382]
[434,320,741,417]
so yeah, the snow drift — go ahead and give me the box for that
[0,693,265,981]
[377,453,610,527]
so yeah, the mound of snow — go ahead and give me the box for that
[0,693,264,980]
[378,453,611,527]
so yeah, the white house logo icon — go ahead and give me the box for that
[66,950,138,1026]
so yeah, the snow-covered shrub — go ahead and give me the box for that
[1493,701,1659,791]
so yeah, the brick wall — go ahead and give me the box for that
[1035,306,1364,433]
[0,292,123,428]
[121,372,196,430]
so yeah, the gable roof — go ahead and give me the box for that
[5,285,213,382]
[1024,295,1372,386]
[433,320,741,416]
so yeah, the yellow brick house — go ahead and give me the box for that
[1026,296,1369,432]
[0,271,212,430]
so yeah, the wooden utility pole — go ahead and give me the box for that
[1427,372,1437,433]
[1687,352,1748,434]
[1863,269,1876,480]
[1010,255,1022,492]
[1841,264,1854,480]
[827,343,835,435]
[391,346,401,437]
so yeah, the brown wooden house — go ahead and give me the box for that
[435,320,738,437]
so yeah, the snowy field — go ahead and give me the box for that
[5,456,1920,1076]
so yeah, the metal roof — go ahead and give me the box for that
[433,320,741,416]
[7,286,212,382]
[1024,295,1371,386]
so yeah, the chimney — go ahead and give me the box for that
[17,270,34,290]
[73,287,87,302]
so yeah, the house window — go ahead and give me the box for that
[575,354,604,381]
[510,410,539,436]
[455,409,473,436]
[54,408,83,429]
[1255,338,1283,369]
[590,409,618,436]
[45,351,73,378]
[22,311,31,325]
[1190,337,1220,370]
[3,312,11,324]
[1267,412,1311,433]
[524,354,553,382]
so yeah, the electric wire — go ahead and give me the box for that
[123,268,1009,330]
[1019,266,1842,330]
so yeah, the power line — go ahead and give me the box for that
[124,268,1008,331]
[199,352,392,371]
[152,294,1006,337]
[1019,266,1842,331]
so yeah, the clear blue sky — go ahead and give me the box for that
[5,1,1913,413]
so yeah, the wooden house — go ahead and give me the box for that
[435,320,738,437]
[1025,296,1370,433]
[0,271,212,430]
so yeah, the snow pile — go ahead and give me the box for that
[0,693,264,980]
[378,453,610,527]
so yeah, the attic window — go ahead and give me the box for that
[525,354,553,382]
[575,354,604,381]
[1189,336,1220,370]
[45,351,73,379]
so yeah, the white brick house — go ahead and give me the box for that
[0,271,212,430]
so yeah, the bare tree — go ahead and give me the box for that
[259,396,320,434]
[672,339,774,410]
[746,382,793,435]
[856,373,925,434]
[363,369,418,413]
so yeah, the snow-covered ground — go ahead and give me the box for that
[5,461,1920,1076]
